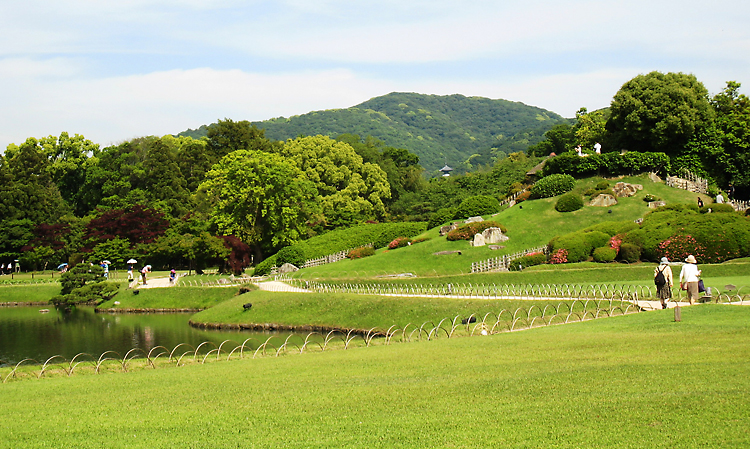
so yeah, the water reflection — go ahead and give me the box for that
[0,306,295,367]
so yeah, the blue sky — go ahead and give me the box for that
[1,0,748,150]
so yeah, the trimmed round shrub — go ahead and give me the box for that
[549,233,590,263]
[592,246,617,263]
[618,243,641,263]
[530,174,576,199]
[446,221,507,241]
[347,246,375,259]
[596,180,610,190]
[275,245,307,268]
[584,231,611,250]
[388,237,411,249]
[453,195,501,219]
[555,192,584,212]
[643,193,660,202]
[509,252,547,271]
[428,207,456,229]
[252,256,277,276]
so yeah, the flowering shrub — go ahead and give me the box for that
[347,246,375,259]
[657,234,705,263]
[388,237,411,249]
[509,251,547,271]
[549,248,568,264]
[609,234,622,253]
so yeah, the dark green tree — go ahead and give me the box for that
[606,71,713,156]
[206,119,277,162]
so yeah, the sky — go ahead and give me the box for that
[1,0,749,151]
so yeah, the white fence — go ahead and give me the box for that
[470,246,549,273]
[302,243,374,268]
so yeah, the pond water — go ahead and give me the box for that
[0,306,298,367]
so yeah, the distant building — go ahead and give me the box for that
[440,164,454,177]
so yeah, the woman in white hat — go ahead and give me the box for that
[679,255,701,305]
[654,257,673,309]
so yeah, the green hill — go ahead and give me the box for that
[177,93,566,173]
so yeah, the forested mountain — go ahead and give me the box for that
[178,93,566,173]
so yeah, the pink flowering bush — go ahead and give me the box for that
[549,248,568,264]
[609,234,622,253]
[388,236,411,249]
[657,234,705,263]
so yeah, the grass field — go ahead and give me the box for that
[2,305,749,448]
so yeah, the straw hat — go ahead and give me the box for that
[685,255,697,264]
[660,257,669,264]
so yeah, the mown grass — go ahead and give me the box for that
[100,286,250,310]
[191,289,608,332]
[0,283,63,304]
[2,305,748,448]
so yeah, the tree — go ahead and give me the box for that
[50,263,118,309]
[606,71,713,156]
[85,205,169,249]
[199,150,318,262]
[206,119,277,163]
[527,122,575,156]
[277,135,391,228]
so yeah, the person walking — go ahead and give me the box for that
[654,257,673,309]
[679,255,701,305]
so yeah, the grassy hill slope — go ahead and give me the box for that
[289,174,715,279]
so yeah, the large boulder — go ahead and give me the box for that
[465,216,484,224]
[277,263,299,273]
[439,223,459,236]
[589,194,618,207]
[482,227,509,244]
[648,200,667,209]
[471,233,486,247]
[613,182,643,198]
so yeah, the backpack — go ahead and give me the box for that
[654,267,666,287]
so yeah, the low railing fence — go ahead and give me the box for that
[302,244,374,268]
[471,246,549,273]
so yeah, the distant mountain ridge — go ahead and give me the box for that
[178,92,566,172]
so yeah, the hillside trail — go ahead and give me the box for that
[253,280,710,310]
[132,275,178,289]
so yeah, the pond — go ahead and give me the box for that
[0,306,299,367]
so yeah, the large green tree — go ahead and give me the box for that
[606,72,714,156]
[277,135,391,228]
[199,150,318,262]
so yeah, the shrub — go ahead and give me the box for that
[596,180,610,190]
[618,243,641,263]
[275,245,307,268]
[509,252,547,271]
[428,208,456,229]
[388,237,411,249]
[453,195,501,219]
[549,233,590,263]
[530,174,576,199]
[701,203,736,214]
[549,248,568,264]
[446,221,507,241]
[347,246,375,259]
[410,237,431,244]
[555,192,584,212]
[584,231,611,250]
[514,190,531,203]
[252,256,277,276]
[593,246,617,263]
[373,222,428,249]
[643,193,661,202]
[542,151,671,178]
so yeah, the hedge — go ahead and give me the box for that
[541,151,671,178]
[453,195,501,219]
[530,174,576,199]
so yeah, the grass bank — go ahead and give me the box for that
[191,289,626,333]
[2,305,748,447]
[99,286,249,311]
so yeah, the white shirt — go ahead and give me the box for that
[679,263,701,283]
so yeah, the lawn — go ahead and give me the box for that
[2,305,748,448]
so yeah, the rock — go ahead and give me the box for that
[613,182,641,198]
[482,227,509,244]
[439,223,459,236]
[433,250,462,256]
[589,194,618,207]
[465,216,484,224]
[472,233,487,247]
[277,263,299,273]
[488,245,505,250]
[648,172,662,183]
[648,200,667,208]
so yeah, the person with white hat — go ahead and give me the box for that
[654,257,673,309]
[679,255,701,305]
